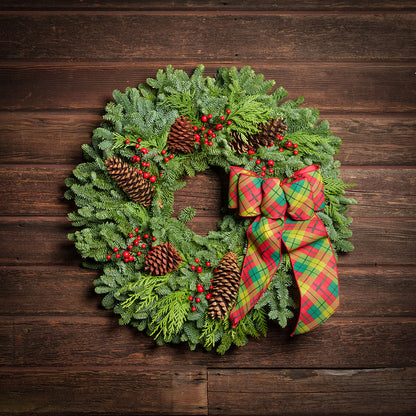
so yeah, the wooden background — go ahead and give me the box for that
[1,1,415,415]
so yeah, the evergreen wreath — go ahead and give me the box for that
[65,65,355,354]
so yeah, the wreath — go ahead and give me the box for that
[65,65,355,354]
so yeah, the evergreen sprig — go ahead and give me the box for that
[66,65,355,354]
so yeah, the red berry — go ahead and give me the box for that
[159,173,163,177]
[113,247,118,252]
[137,251,142,255]
[208,114,213,119]
[169,154,174,159]
[128,245,133,250]
[149,175,157,182]
[216,124,223,130]
[161,149,166,154]
[135,228,139,232]
[279,148,284,152]
[129,233,134,238]
[220,115,225,120]
[294,150,299,155]
[206,293,212,300]
[123,250,130,258]
[144,234,149,239]
[248,149,255,155]
[137,138,142,143]
[189,296,194,301]
[293,143,298,148]
[208,129,213,135]
[210,285,214,290]
[129,255,134,261]
[194,134,200,140]
[256,159,261,165]
[106,254,111,260]
[286,141,293,147]
[226,109,231,114]
[191,306,197,311]
[208,142,213,146]
[195,258,200,263]
[138,170,143,175]
[135,143,140,148]
[191,265,196,270]
[143,172,150,179]
[124,259,129,263]
[152,236,157,241]
[201,126,206,131]
[197,266,203,273]
[115,253,120,258]
[227,120,232,125]
[211,133,216,138]
[196,298,201,303]
[136,236,141,241]
[261,172,266,177]
[268,160,274,166]
[206,261,211,267]
[201,115,208,122]
[125,139,130,144]
[262,166,267,171]
[277,135,283,141]
[197,286,204,293]
[141,243,146,249]
[193,126,198,131]
[164,157,169,162]
[269,168,274,173]
[134,240,139,246]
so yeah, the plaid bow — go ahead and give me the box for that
[228,165,340,336]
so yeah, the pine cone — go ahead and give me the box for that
[228,118,288,154]
[209,252,241,320]
[144,242,183,276]
[167,116,195,154]
[105,156,154,207]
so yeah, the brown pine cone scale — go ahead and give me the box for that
[167,116,195,154]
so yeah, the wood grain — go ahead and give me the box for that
[0,217,414,266]
[0,14,414,62]
[0,265,414,318]
[2,316,415,368]
[1,64,415,112]
[208,367,416,415]
[0,367,208,415]
[1,112,415,166]
[2,1,416,11]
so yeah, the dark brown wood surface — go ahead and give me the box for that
[0,1,415,415]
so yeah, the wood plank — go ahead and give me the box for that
[2,1,416,11]
[1,63,414,112]
[1,112,415,166]
[208,367,416,415]
[4,316,416,368]
[0,367,207,415]
[0,265,414,317]
[0,166,414,217]
[0,217,414,266]
[0,14,414,62]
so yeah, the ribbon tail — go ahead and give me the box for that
[229,216,283,327]
[282,216,340,336]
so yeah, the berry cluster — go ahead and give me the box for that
[188,258,215,311]
[106,228,157,263]
[130,138,175,182]
[275,134,299,155]
[193,109,232,147]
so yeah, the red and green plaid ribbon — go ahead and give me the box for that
[228,165,340,336]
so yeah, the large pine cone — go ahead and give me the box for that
[209,252,241,320]
[144,242,183,276]
[105,156,154,207]
[229,118,288,154]
[167,116,195,154]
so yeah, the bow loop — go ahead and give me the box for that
[281,165,326,220]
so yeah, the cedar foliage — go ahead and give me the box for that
[65,65,355,354]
